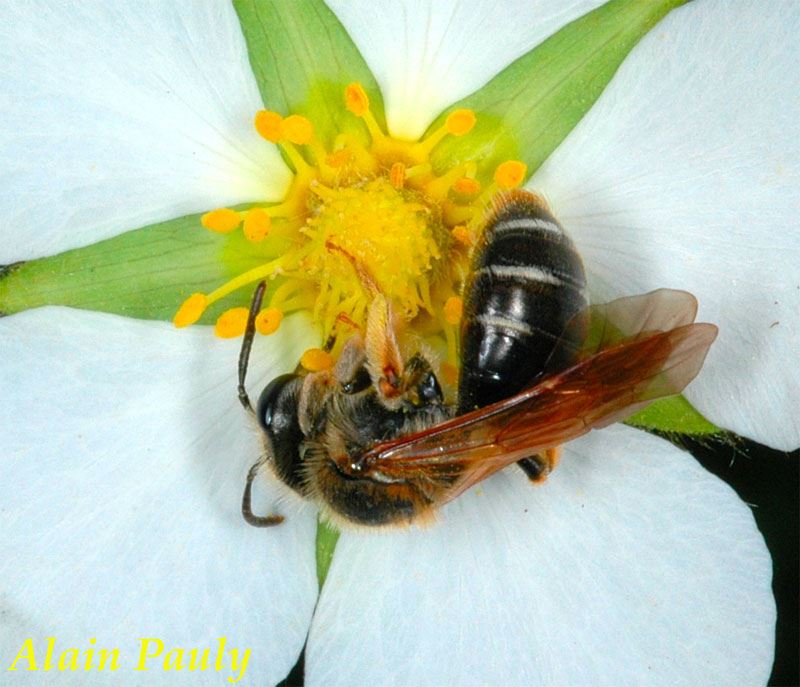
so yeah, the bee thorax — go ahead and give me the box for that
[304,389,453,527]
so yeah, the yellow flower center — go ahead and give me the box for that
[173,82,526,366]
[304,176,445,330]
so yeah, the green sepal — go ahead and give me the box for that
[430,0,688,180]
[626,395,722,436]
[315,518,341,590]
[0,210,291,324]
[233,0,385,150]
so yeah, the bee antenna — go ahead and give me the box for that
[238,281,267,412]
[242,461,285,528]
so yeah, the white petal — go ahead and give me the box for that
[0,308,319,686]
[531,0,800,450]
[0,0,291,263]
[328,0,605,139]
[306,425,774,687]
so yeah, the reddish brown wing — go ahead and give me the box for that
[357,290,717,503]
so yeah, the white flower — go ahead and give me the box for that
[1,1,794,686]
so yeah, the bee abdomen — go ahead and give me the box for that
[458,191,587,413]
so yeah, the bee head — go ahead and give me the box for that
[294,339,450,527]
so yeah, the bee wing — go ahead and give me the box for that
[358,291,717,503]
[544,288,701,374]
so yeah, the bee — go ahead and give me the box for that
[237,191,718,528]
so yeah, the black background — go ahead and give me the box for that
[685,437,799,687]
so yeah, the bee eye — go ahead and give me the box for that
[255,373,305,493]
[341,366,372,394]
[257,374,300,433]
[417,370,443,405]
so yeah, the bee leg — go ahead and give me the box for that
[242,462,285,527]
[517,447,562,484]
[237,281,268,413]
[517,457,546,482]
[365,294,404,402]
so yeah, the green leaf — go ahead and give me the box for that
[0,211,292,324]
[626,395,722,436]
[430,0,688,179]
[233,0,385,149]
[315,518,340,590]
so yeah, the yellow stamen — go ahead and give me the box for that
[243,208,271,242]
[453,177,481,196]
[444,296,463,325]
[201,208,241,234]
[412,109,477,160]
[215,307,250,338]
[390,162,406,189]
[444,319,458,370]
[418,278,434,314]
[254,110,283,143]
[413,126,448,158]
[446,109,476,136]
[281,115,314,145]
[494,160,527,189]
[426,163,469,200]
[204,255,288,308]
[444,201,480,228]
[280,140,311,173]
[173,293,208,328]
[404,163,432,180]
[309,140,331,171]
[268,279,301,309]
[344,82,384,141]
[255,307,283,335]
[300,348,334,372]
[277,293,316,313]
[337,134,379,174]
[309,181,336,200]
[442,361,459,387]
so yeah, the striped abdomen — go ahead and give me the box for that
[457,191,588,414]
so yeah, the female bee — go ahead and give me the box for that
[237,191,717,528]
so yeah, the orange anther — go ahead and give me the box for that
[453,177,480,196]
[173,293,208,328]
[243,208,271,242]
[254,110,283,143]
[326,148,353,168]
[444,296,463,325]
[451,225,471,246]
[390,162,406,189]
[281,115,314,145]
[300,348,334,372]
[494,160,527,189]
[255,307,283,335]
[446,109,476,136]
[201,208,241,233]
[214,307,250,338]
[345,83,369,117]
